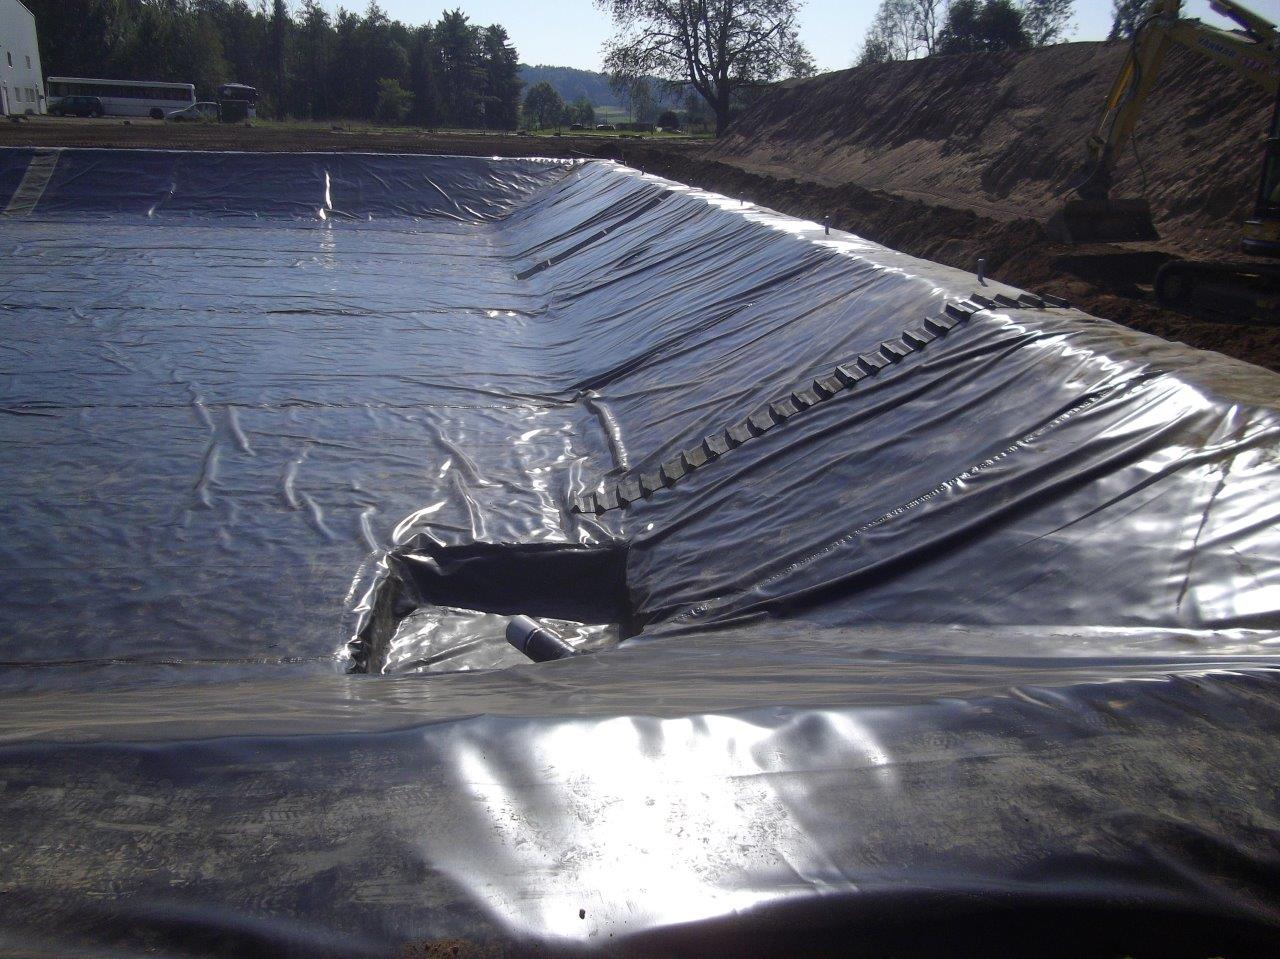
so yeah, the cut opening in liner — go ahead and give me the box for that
[348,541,631,674]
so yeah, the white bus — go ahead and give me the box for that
[46,77,196,120]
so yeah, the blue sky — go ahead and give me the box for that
[323,0,1277,72]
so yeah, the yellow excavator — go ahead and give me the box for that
[1048,0,1279,322]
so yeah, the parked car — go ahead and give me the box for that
[166,101,220,123]
[48,96,104,118]
[595,124,616,131]
[569,123,584,131]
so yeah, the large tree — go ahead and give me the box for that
[596,0,814,136]
[406,24,442,126]
[374,77,413,123]
[480,25,522,129]
[522,81,564,130]
[937,0,1031,54]
[1109,0,1149,39]
[435,8,483,126]
[270,0,288,116]
[352,3,409,118]
[1021,0,1074,45]
[293,0,332,119]
[858,0,944,64]
[609,73,658,124]
[568,96,596,127]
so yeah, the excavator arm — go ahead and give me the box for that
[1077,0,1278,201]
[1050,0,1280,252]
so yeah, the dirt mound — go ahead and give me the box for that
[712,41,1272,257]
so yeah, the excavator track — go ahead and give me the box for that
[1154,258,1280,325]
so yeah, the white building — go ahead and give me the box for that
[0,0,42,116]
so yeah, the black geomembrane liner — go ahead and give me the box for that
[0,148,1278,957]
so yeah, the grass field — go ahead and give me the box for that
[64,112,716,140]
[0,113,714,161]
[107,114,707,139]
[526,127,709,139]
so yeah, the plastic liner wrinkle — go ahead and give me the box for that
[3,150,1280,954]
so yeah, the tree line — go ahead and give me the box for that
[858,0,1153,64]
[521,78,689,132]
[24,0,523,128]
[858,0,1075,62]
[26,0,1158,138]
[519,64,678,112]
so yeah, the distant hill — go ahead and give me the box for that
[517,64,682,108]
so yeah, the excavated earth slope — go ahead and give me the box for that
[712,41,1272,258]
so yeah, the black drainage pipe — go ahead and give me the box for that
[506,615,576,662]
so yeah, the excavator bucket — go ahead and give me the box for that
[1045,198,1160,244]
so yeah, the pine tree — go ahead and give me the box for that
[436,9,482,127]
[268,0,287,112]
[480,25,521,130]
[407,25,441,127]
[30,0,522,127]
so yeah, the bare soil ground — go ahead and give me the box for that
[2,109,1276,371]
[702,40,1280,369]
[0,116,626,158]
[712,41,1271,259]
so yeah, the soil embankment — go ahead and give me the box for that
[683,40,1278,368]
[712,41,1272,258]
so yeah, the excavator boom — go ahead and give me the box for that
[1243,85,1280,257]
[1047,0,1280,323]
[1048,0,1280,247]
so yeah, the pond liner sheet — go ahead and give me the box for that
[0,148,1279,956]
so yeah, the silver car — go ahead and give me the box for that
[165,101,220,123]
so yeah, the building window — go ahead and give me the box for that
[24,56,30,70]
[6,53,11,68]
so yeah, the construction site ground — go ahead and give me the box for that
[4,101,1275,372]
